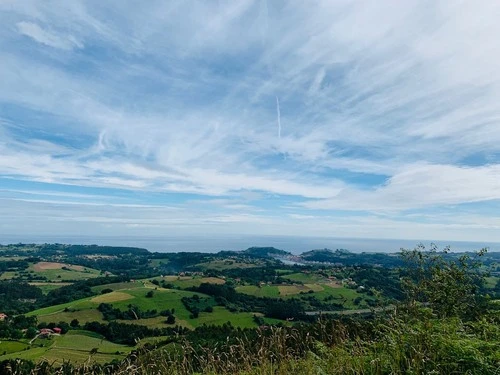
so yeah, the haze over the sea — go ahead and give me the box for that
[1,235,498,254]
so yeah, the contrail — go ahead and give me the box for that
[276,96,281,139]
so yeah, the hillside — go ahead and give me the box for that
[27,281,263,330]
[241,246,291,257]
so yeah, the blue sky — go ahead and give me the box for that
[1,1,500,243]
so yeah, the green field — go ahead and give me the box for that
[92,281,142,293]
[282,272,325,283]
[36,308,105,325]
[28,298,97,317]
[236,285,281,298]
[55,330,131,353]
[156,276,226,289]
[0,256,28,261]
[191,306,257,328]
[29,282,72,294]
[1,262,103,282]
[0,271,18,280]
[485,276,499,289]
[0,340,29,354]
[278,283,324,296]
[197,259,263,270]
[0,331,133,365]
[310,285,374,309]
[27,262,103,282]
[236,282,366,307]
[29,284,263,330]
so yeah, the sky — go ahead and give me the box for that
[1,1,500,246]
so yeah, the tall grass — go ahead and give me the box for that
[2,310,499,374]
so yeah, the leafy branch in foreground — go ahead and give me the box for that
[400,243,488,319]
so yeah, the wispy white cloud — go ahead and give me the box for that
[303,164,500,211]
[16,21,83,50]
[1,1,500,242]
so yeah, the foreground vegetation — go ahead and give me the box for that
[2,309,499,374]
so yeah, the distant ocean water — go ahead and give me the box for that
[1,234,498,254]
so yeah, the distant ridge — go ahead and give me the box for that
[301,248,351,262]
[242,246,291,258]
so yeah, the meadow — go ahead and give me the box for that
[0,330,135,365]
[28,284,264,330]
[196,259,264,270]
[155,276,226,289]
[0,261,103,283]
[27,262,103,282]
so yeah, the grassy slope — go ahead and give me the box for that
[157,276,226,289]
[197,260,263,270]
[28,285,263,330]
[0,331,133,365]
[282,272,325,283]
[0,340,29,354]
[235,274,370,309]
[236,285,281,298]
[1,262,103,282]
[485,276,499,288]
[29,283,72,294]
[27,263,102,282]
[191,306,257,328]
[0,271,18,280]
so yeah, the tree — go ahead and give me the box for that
[25,327,38,339]
[146,290,154,298]
[166,315,175,324]
[11,329,23,340]
[58,321,70,334]
[400,244,487,319]
[70,319,80,328]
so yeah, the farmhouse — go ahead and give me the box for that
[39,328,54,338]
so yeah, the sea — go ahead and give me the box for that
[0,234,499,254]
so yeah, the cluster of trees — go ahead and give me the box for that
[65,255,153,277]
[0,259,30,273]
[151,252,210,274]
[298,294,344,311]
[0,281,43,314]
[0,315,38,339]
[97,303,166,321]
[301,249,405,267]
[181,295,215,318]
[40,276,129,307]
[350,266,404,300]
[82,321,187,345]
[188,283,310,321]
[37,321,70,334]
[0,315,71,340]
[216,266,283,284]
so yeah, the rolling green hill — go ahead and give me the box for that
[28,282,262,330]
[0,330,135,365]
